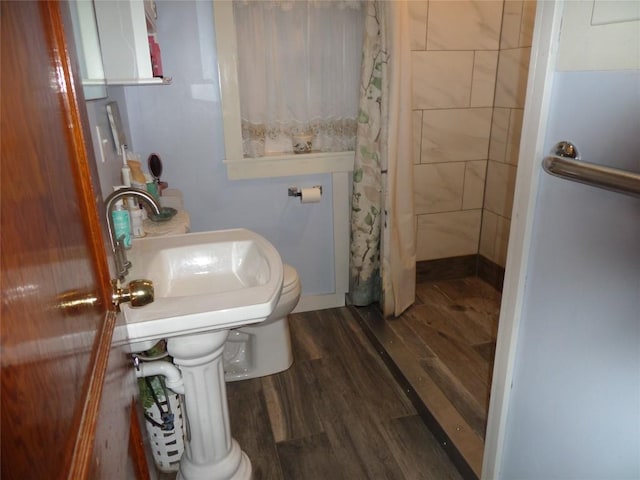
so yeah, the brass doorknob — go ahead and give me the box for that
[112,279,154,309]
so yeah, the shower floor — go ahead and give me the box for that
[351,276,501,479]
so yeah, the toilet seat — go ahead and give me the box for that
[281,264,299,296]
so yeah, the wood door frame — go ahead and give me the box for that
[481,1,563,478]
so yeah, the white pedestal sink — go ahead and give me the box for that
[121,229,283,480]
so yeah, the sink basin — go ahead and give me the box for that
[121,228,283,345]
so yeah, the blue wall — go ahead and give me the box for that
[501,70,640,478]
[88,1,336,297]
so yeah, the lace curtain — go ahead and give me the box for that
[234,1,365,157]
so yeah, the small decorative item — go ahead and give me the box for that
[292,133,313,154]
[148,207,177,222]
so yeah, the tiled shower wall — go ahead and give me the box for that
[410,1,535,267]
[481,1,535,266]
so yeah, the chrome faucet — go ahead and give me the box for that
[105,187,162,280]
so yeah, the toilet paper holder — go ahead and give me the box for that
[288,185,322,198]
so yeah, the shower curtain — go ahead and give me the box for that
[349,0,415,317]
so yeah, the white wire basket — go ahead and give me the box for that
[144,391,185,473]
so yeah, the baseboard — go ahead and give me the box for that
[477,255,505,292]
[416,254,505,291]
[416,255,478,283]
[292,292,346,313]
[297,255,505,314]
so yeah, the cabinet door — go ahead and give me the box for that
[94,0,161,84]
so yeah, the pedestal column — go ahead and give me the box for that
[167,330,251,480]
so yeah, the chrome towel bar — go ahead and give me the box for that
[542,141,640,199]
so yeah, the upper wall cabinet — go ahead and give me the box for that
[94,0,169,85]
[68,0,107,100]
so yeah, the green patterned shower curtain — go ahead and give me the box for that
[349,0,416,317]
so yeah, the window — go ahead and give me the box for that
[214,1,363,179]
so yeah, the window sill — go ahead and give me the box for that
[107,77,172,86]
[224,151,355,179]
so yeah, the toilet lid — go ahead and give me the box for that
[282,264,299,294]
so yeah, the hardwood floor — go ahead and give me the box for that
[227,307,462,479]
[155,277,499,480]
[157,307,463,479]
[353,277,502,479]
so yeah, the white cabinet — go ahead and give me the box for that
[94,0,168,85]
[68,0,107,99]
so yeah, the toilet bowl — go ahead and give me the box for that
[223,263,300,381]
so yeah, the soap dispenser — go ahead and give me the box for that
[111,199,132,249]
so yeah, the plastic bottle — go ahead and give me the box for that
[130,207,145,238]
[127,159,147,188]
[112,199,132,249]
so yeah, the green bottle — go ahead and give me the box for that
[111,199,131,249]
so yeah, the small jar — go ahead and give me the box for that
[292,133,313,154]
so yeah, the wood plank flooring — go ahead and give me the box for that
[227,307,462,479]
[157,307,463,479]
[155,277,499,480]
[352,277,501,479]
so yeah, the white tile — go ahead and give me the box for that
[409,1,428,51]
[413,110,423,165]
[463,160,487,210]
[500,1,524,49]
[479,209,498,259]
[471,51,499,107]
[421,108,492,163]
[519,1,537,47]
[412,51,474,109]
[414,163,465,214]
[426,1,503,50]
[494,47,532,108]
[489,108,510,163]
[480,210,511,266]
[494,215,512,266]
[506,108,524,165]
[484,160,517,217]
[416,210,482,261]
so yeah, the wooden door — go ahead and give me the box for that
[1,2,148,478]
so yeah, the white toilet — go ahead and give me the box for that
[223,263,300,381]
[142,189,299,382]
